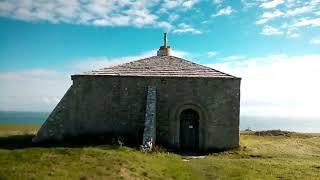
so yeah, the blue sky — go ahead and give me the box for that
[0,0,320,118]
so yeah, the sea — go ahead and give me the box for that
[0,111,319,133]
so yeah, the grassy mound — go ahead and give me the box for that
[0,125,319,179]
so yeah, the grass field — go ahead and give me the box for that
[0,124,319,179]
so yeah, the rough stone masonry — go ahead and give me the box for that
[33,33,241,152]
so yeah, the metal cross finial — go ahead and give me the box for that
[164,33,167,47]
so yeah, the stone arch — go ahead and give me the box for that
[169,101,208,151]
[180,109,199,151]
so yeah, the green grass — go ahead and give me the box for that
[0,125,320,179]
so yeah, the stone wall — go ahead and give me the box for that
[34,75,240,151]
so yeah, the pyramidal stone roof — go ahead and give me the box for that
[73,33,239,79]
[75,55,238,78]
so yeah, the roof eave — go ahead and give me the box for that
[71,74,241,80]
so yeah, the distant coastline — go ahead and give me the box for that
[0,111,49,125]
[0,111,319,133]
[241,115,320,133]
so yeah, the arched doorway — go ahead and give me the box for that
[180,109,199,151]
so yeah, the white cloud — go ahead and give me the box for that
[0,69,71,112]
[156,21,173,31]
[291,18,320,27]
[182,0,199,9]
[162,0,180,9]
[254,0,320,38]
[0,0,212,34]
[0,0,163,29]
[260,0,284,9]
[212,0,224,4]
[162,0,199,10]
[172,23,202,34]
[171,50,190,58]
[287,5,315,17]
[241,0,257,9]
[92,16,131,26]
[124,8,158,27]
[261,25,283,35]
[309,0,320,6]
[208,54,320,118]
[287,32,300,38]
[285,0,302,8]
[221,55,246,61]
[207,51,218,57]
[168,14,180,22]
[256,9,284,24]
[212,6,234,17]
[310,37,320,44]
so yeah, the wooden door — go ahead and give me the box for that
[180,109,199,151]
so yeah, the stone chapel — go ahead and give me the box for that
[33,33,241,152]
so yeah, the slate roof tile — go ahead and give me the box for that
[74,56,239,79]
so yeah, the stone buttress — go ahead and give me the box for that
[141,86,157,151]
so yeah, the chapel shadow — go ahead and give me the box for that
[0,134,35,149]
[0,134,233,156]
[0,133,142,150]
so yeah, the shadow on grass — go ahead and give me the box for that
[0,134,236,155]
[0,134,36,149]
[0,133,142,150]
